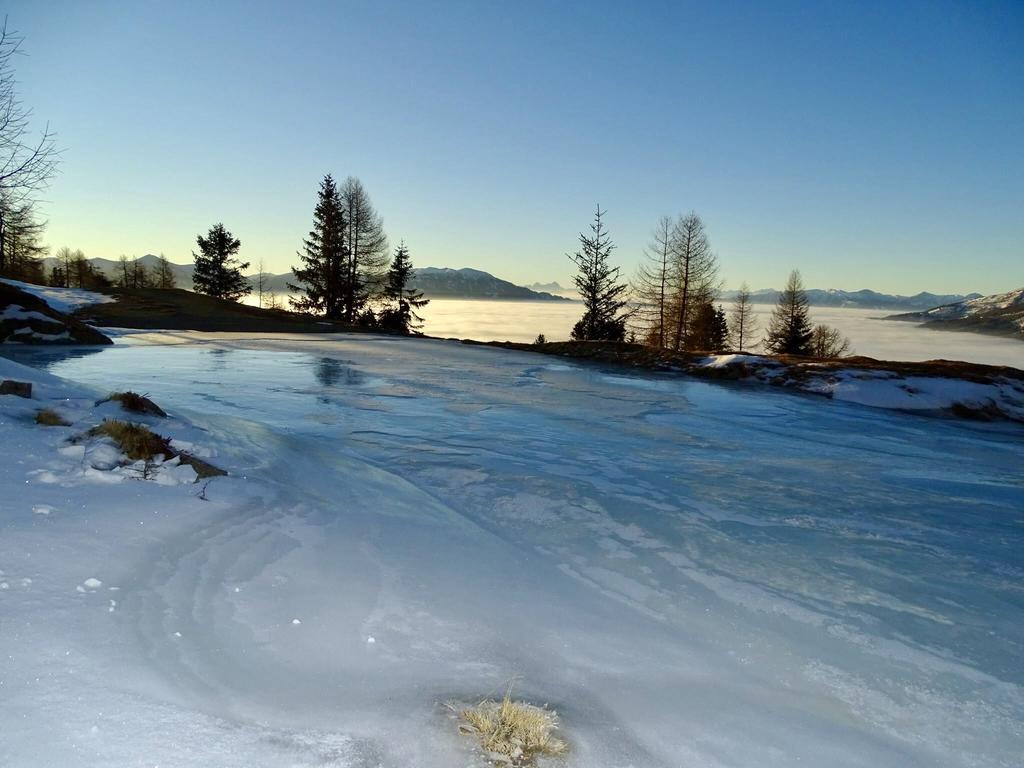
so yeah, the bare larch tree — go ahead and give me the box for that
[631,216,675,348]
[0,19,58,277]
[729,282,758,352]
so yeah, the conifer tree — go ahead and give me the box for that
[130,257,150,289]
[0,25,58,278]
[71,250,89,288]
[154,254,176,288]
[670,212,718,351]
[255,258,268,307]
[118,255,131,288]
[632,215,674,348]
[54,247,74,287]
[0,200,46,281]
[810,324,852,358]
[380,241,428,333]
[290,174,348,318]
[689,302,729,351]
[48,263,64,287]
[764,270,813,355]
[192,223,250,301]
[339,176,389,322]
[569,205,628,342]
[729,282,758,351]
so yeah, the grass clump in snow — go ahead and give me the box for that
[458,687,566,765]
[89,420,173,460]
[103,391,167,417]
[87,419,226,478]
[35,408,70,427]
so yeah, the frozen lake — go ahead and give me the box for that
[420,299,1024,368]
[2,333,1022,767]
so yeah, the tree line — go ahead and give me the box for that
[42,251,179,291]
[566,206,851,358]
[188,174,427,334]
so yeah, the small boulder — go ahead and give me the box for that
[0,380,32,398]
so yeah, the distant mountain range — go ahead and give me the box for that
[40,256,571,301]
[886,288,1024,340]
[410,268,570,300]
[722,287,981,310]
[524,280,568,293]
[41,255,997,311]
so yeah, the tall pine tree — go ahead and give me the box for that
[569,206,628,342]
[192,223,250,301]
[764,270,813,355]
[380,241,428,334]
[289,174,349,318]
[689,302,729,351]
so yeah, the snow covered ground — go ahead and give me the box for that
[0,278,115,314]
[2,332,1022,767]
[691,354,1024,421]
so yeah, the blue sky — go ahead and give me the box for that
[8,0,1023,293]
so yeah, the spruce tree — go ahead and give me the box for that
[380,241,428,334]
[289,174,348,318]
[713,305,729,350]
[689,302,729,351]
[568,205,628,342]
[764,270,813,355]
[192,223,250,301]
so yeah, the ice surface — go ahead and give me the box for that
[1,335,1022,767]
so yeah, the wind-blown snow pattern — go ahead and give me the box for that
[0,277,115,314]
[1,334,1022,768]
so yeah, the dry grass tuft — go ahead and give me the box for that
[458,688,566,765]
[89,420,173,460]
[35,408,71,427]
[105,391,167,417]
[86,419,227,478]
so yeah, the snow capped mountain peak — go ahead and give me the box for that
[963,287,1024,312]
[892,286,1024,337]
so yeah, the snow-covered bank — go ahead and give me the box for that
[1,281,113,346]
[2,334,1023,767]
[0,278,114,314]
[693,354,1024,422]
[481,340,1024,423]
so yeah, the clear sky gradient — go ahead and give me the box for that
[8,0,1023,294]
